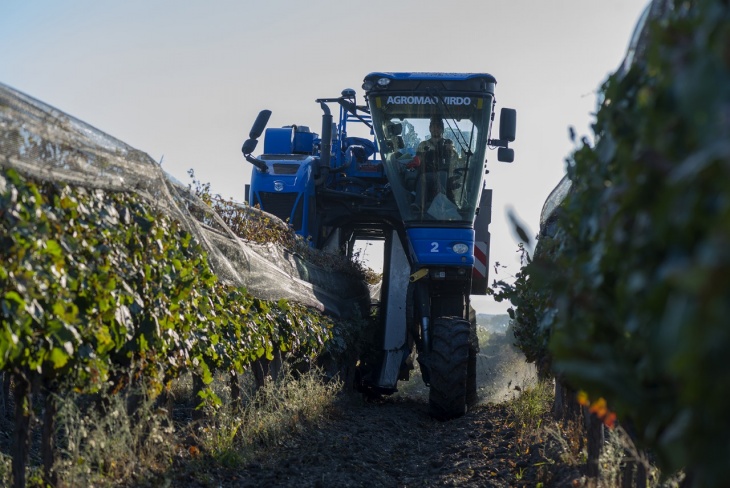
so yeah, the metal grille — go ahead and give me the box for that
[258,191,297,223]
[272,164,300,175]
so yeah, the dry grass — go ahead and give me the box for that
[505,379,553,433]
[508,384,687,488]
[52,385,175,487]
[0,365,341,487]
[190,365,341,466]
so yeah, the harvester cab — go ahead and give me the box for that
[241,72,516,419]
[364,73,514,224]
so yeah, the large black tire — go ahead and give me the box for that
[466,314,479,408]
[429,317,470,420]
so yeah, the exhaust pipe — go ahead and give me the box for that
[314,102,332,186]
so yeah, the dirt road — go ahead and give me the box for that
[181,333,583,487]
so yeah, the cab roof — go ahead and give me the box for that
[364,72,497,84]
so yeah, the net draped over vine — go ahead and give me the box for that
[0,82,368,317]
[539,175,572,229]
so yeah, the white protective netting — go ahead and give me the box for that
[539,174,572,228]
[0,82,369,318]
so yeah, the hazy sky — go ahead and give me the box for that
[1,0,648,313]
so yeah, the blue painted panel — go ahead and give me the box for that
[365,72,496,83]
[264,127,294,154]
[406,227,475,265]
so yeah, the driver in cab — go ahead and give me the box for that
[409,116,458,212]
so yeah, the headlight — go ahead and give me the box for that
[377,77,391,86]
[452,243,469,254]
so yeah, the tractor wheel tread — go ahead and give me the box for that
[467,316,479,407]
[428,317,470,420]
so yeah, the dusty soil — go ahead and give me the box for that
[169,334,585,488]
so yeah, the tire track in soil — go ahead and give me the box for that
[203,334,581,487]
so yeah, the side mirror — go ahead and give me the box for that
[241,138,258,155]
[242,109,273,173]
[499,108,516,142]
[249,110,272,139]
[497,147,514,163]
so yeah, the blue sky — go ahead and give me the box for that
[1,0,648,313]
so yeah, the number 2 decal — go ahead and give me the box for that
[430,242,439,253]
